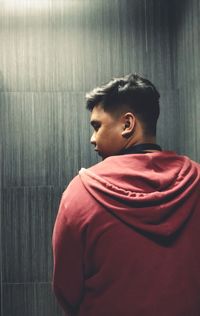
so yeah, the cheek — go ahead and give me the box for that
[101,127,122,146]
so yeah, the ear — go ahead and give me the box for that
[121,112,136,138]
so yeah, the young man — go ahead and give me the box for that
[52,74,200,316]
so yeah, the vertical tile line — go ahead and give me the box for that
[144,0,148,52]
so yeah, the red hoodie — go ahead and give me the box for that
[52,151,200,316]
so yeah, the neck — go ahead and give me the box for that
[119,143,162,155]
[124,136,157,150]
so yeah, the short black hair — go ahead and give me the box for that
[86,73,160,136]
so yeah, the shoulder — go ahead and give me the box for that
[58,174,98,226]
[82,156,120,177]
[61,175,87,210]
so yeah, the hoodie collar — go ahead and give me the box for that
[119,143,162,155]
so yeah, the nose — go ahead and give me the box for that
[90,132,96,145]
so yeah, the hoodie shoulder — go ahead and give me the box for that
[78,151,200,238]
[59,174,100,227]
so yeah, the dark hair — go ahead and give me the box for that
[86,73,160,136]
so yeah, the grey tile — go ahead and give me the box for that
[2,283,64,316]
[157,89,180,152]
[173,0,200,87]
[0,92,99,187]
[2,186,63,283]
[0,0,172,92]
[176,85,199,161]
[2,283,36,316]
[142,0,174,90]
[35,283,65,316]
[171,0,200,163]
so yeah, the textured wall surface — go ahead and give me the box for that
[0,0,199,315]
[171,0,200,162]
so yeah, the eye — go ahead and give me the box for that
[93,124,100,131]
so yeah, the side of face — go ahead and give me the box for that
[90,104,134,159]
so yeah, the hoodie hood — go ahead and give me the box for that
[79,151,200,238]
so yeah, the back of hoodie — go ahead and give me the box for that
[52,151,200,316]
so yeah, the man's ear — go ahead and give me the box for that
[121,112,136,138]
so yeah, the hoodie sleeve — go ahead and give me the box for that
[52,183,84,315]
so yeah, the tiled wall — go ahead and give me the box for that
[0,0,199,315]
[171,0,200,162]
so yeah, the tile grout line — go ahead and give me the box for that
[2,282,51,285]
